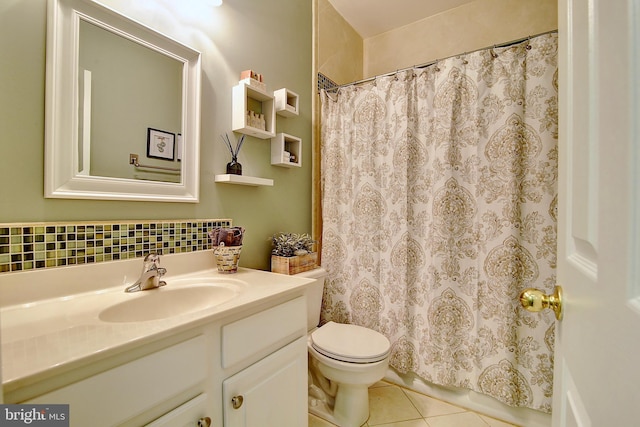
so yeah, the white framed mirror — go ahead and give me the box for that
[45,0,201,202]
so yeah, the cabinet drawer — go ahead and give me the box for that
[145,393,209,427]
[28,335,207,426]
[222,296,305,368]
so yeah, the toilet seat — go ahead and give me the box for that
[311,321,390,363]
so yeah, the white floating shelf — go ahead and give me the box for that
[274,88,299,117]
[215,174,274,187]
[232,83,276,139]
[271,133,302,168]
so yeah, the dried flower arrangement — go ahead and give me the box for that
[270,232,316,257]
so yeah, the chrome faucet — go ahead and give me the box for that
[125,253,167,293]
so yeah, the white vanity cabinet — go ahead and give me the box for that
[8,293,308,427]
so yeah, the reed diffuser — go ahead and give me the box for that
[221,133,245,175]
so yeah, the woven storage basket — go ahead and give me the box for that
[212,243,242,273]
[271,253,317,275]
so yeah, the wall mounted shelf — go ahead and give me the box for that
[232,83,275,139]
[271,133,302,168]
[215,174,274,187]
[274,88,299,117]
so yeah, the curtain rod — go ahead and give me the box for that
[326,29,558,92]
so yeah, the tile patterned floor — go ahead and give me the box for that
[309,382,520,427]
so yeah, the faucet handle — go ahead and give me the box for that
[142,253,162,271]
[144,253,161,264]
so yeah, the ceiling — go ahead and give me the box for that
[327,0,476,38]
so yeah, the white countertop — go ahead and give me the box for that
[0,252,312,393]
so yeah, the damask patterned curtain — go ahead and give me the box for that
[320,33,558,412]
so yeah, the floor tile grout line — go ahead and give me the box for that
[393,381,469,417]
[372,381,463,426]
[398,385,429,420]
[368,383,424,426]
[385,382,511,426]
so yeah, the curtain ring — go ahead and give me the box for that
[434,60,441,72]
[526,35,532,50]
[491,45,498,58]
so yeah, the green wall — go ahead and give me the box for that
[79,19,183,181]
[0,0,313,270]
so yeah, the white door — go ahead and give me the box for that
[554,0,640,425]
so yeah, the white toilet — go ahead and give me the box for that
[295,267,391,427]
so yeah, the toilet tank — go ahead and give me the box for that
[293,267,327,331]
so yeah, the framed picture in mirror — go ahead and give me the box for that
[147,128,175,160]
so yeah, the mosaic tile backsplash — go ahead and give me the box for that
[0,219,232,273]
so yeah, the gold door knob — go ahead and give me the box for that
[519,285,563,321]
[197,417,211,427]
[231,395,244,409]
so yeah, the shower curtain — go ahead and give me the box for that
[319,33,558,413]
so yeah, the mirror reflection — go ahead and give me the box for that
[78,19,183,183]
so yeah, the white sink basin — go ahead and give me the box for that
[99,279,242,323]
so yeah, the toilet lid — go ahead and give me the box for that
[311,321,391,363]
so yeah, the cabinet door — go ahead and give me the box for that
[223,336,307,427]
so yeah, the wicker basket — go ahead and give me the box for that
[212,243,242,273]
